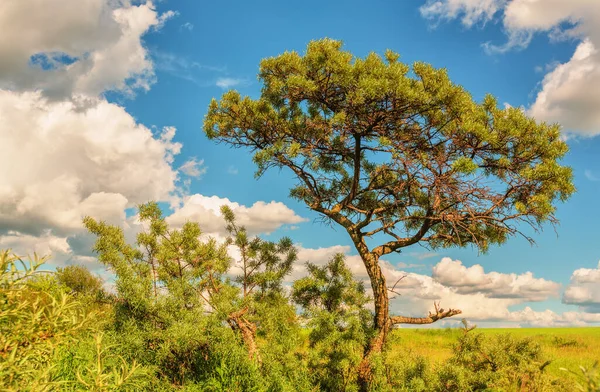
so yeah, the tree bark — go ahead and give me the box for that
[353,246,462,390]
[356,252,390,389]
[228,309,261,363]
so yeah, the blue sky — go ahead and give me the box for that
[1,0,600,327]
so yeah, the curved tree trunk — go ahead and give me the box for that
[353,249,462,391]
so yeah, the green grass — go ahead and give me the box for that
[388,327,600,386]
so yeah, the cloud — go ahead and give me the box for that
[432,257,561,301]
[180,22,194,31]
[0,230,108,278]
[216,77,247,89]
[419,0,600,136]
[408,251,439,260]
[153,52,225,85]
[0,0,174,99]
[179,158,207,178]
[563,261,600,312]
[528,39,600,136]
[166,194,308,236]
[0,90,181,236]
[420,0,505,28]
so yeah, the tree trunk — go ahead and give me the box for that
[349,235,462,390]
[357,252,390,389]
[228,310,261,363]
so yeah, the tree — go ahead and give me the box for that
[84,202,296,363]
[220,204,298,361]
[56,265,105,298]
[203,38,575,383]
[292,254,373,390]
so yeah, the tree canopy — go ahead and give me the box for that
[205,39,574,255]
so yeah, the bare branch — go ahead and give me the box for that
[389,301,462,325]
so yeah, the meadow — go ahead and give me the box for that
[389,327,600,386]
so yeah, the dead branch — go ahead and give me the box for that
[389,301,462,325]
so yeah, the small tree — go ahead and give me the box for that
[293,254,372,390]
[204,38,575,382]
[84,202,296,363]
[220,205,298,361]
[56,265,106,298]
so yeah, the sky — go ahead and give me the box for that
[1,0,600,328]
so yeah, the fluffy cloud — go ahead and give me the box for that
[166,194,308,236]
[178,158,207,178]
[563,261,600,312]
[0,0,174,98]
[529,39,600,136]
[420,0,600,136]
[432,257,560,301]
[420,0,505,27]
[0,90,181,236]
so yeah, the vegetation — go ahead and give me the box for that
[1,203,599,391]
[204,38,575,385]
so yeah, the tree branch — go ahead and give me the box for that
[389,301,462,325]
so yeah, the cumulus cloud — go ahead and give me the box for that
[0,0,175,99]
[420,0,600,136]
[528,39,600,136]
[166,194,308,236]
[432,257,561,301]
[563,261,600,312]
[0,90,181,236]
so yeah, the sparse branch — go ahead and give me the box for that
[390,301,462,325]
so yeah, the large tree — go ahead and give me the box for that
[204,39,574,382]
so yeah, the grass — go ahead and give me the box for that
[388,327,600,385]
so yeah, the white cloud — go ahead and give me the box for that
[528,40,600,136]
[216,77,247,89]
[420,0,600,136]
[0,0,188,277]
[166,194,308,236]
[179,158,207,178]
[432,257,560,301]
[563,261,600,312]
[420,0,505,27]
[0,0,174,99]
[0,90,181,236]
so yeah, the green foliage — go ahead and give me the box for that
[81,202,312,389]
[2,245,598,391]
[205,37,574,254]
[55,265,104,297]
[293,254,373,391]
[52,332,152,391]
[0,250,94,390]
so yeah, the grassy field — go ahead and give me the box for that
[388,327,600,385]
